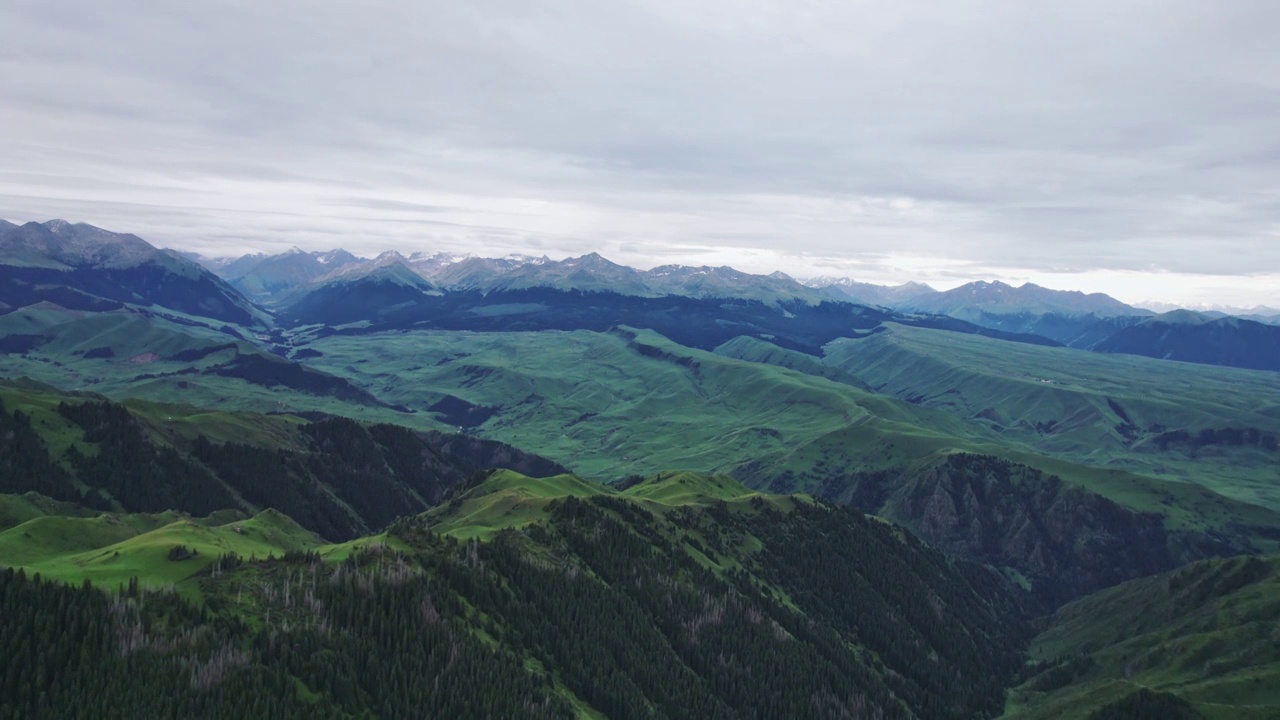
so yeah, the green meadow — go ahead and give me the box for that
[0,504,321,599]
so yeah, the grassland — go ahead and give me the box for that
[0,309,436,427]
[298,326,994,480]
[427,471,613,540]
[294,326,1280,553]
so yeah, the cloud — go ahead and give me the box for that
[329,198,458,214]
[1,0,1278,304]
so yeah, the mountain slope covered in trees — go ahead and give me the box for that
[0,470,1028,720]
[0,380,560,541]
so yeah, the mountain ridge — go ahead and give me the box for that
[902,280,1148,318]
[0,221,270,330]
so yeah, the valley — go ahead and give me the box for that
[1,218,1278,718]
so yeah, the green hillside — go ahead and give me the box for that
[296,325,1006,481]
[823,323,1280,510]
[4,281,1280,716]
[620,470,768,505]
[712,335,871,390]
[427,469,795,540]
[8,319,1280,605]
[1005,555,1280,720]
[297,325,1280,515]
[0,491,94,530]
[0,506,320,598]
[426,470,614,540]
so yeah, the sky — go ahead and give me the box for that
[2,1,1279,307]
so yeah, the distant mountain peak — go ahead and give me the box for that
[908,280,1142,319]
[900,281,935,292]
[797,275,937,307]
[1151,309,1213,325]
[364,260,431,285]
[567,251,620,268]
[316,249,356,265]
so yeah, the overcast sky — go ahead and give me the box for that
[2,1,1279,306]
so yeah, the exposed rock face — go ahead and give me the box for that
[817,453,1256,608]
[901,455,1175,605]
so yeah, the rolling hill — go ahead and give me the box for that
[293,325,1280,602]
[822,323,1280,511]
[0,504,321,598]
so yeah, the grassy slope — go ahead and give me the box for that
[1004,555,1280,720]
[824,323,1280,510]
[300,326,996,479]
[0,492,95,531]
[427,468,797,541]
[428,471,613,540]
[4,467,1275,718]
[712,335,871,390]
[10,309,1277,541]
[0,504,322,599]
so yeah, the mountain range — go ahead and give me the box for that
[5,219,1279,372]
[212,241,1280,373]
[203,247,835,306]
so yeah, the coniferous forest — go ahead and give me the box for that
[0,490,1027,720]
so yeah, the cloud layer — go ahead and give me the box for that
[2,0,1278,304]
